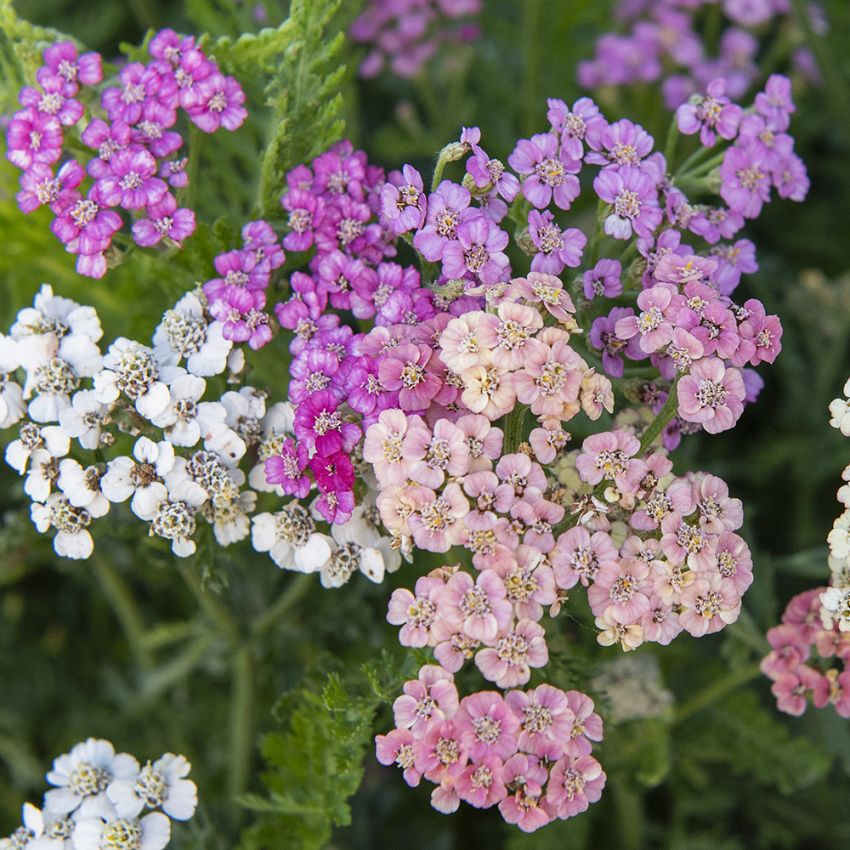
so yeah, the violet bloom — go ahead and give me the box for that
[94,148,168,210]
[173,48,215,109]
[719,145,771,219]
[594,166,662,239]
[6,108,63,171]
[289,347,343,404]
[733,299,782,367]
[312,142,367,198]
[310,450,355,496]
[380,164,426,235]
[19,74,83,126]
[41,41,103,94]
[676,78,742,147]
[281,188,324,252]
[131,99,182,158]
[466,145,519,202]
[186,72,247,132]
[317,250,376,312]
[547,96,605,161]
[51,191,122,255]
[265,438,311,498]
[204,249,268,306]
[688,206,744,245]
[338,354,397,422]
[242,220,285,272]
[441,217,509,285]
[413,180,473,262]
[101,63,160,124]
[585,118,654,167]
[527,210,586,275]
[293,389,360,456]
[677,356,746,434]
[582,258,622,300]
[589,309,643,377]
[755,74,795,132]
[132,193,196,247]
[149,29,196,66]
[377,342,443,411]
[16,160,84,214]
[81,118,131,179]
[159,157,189,189]
[508,132,580,210]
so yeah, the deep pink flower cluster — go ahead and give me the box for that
[375,666,604,831]
[5,32,246,278]
[762,589,850,718]
[350,0,482,79]
[579,0,819,110]
[269,141,446,524]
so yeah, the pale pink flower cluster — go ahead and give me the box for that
[375,665,604,831]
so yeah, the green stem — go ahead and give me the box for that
[611,779,644,850]
[92,560,153,671]
[662,116,679,172]
[503,404,528,454]
[181,124,203,213]
[228,646,255,803]
[638,378,679,454]
[673,662,763,725]
[521,0,542,135]
[177,561,241,645]
[251,574,313,638]
[673,144,718,179]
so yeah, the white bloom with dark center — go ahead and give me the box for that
[0,333,25,429]
[94,339,175,421]
[72,813,170,850]
[5,422,70,474]
[107,753,197,822]
[44,739,137,820]
[252,505,332,573]
[201,489,256,546]
[330,502,401,584]
[149,374,228,448]
[31,491,105,559]
[58,390,112,450]
[24,449,62,503]
[152,292,231,377]
[57,459,110,515]
[17,331,102,423]
[146,474,206,557]
[18,803,74,850]
[11,284,102,344]
[220,387,266,448]
[100,438,175,520]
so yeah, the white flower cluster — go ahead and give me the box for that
[0,284,399,587]
[821,378,850,631]
[0,738,196,850]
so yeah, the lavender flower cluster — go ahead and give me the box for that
[579,0,821,109]
[6,32,246,279]
[350,0,482,79]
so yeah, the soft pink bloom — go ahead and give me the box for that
[499,550,557,620]
[408,483,469,552]
[812,670,850,718]
[513,340,584,419]
[414,720,468,783]
[563,690,604,757]
[771,667,820,717]
[460,364,516,420]
[575,430,641,491]
[679,573,741,636]
[495,453,547,499]
[363,408,410,487]
[505,684,575,759]
[439,570,512,642]
[510,495,564,553]
[378,342,444,412]
[393,666,459,736]
[677,357,746,433]
[475,619,548,688]
[641,596,683,645]
[552,527,618,589]
[375,729,421,787]
[454,691,520,761]
[403,417,470,488]
[587,558,652,624]
[387,574,447,647]
[456,756,508,809]
[439,312,491,373]
[546,755,606,819]
[615,283,680,354]
[456,414,503,471]
[497,754,551,832]
[477,302,545,372]
[690,473,743,534]
[509,273,576,324]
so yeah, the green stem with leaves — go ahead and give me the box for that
[503,404,528,454]
[673,662,763,725]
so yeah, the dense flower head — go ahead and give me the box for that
[5,30,246,278]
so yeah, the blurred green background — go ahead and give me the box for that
[1,0,850,848]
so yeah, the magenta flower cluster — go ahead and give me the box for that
[761,589,850,718]
[579,0,819,109]
[376,666,605,831]
[350,0,482,79]
[5,31,246,278]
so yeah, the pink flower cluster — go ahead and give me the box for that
[376,666,605,832]
[5,31,246,278]
[579,0,819,109]
[350,0,482,79]
[762,589,850,718]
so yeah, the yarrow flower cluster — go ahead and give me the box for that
[762,377,850,717]
[376,667,604,831]
[0,737,196,850]
[350,0,482,79]
[5,32,246,278]
[579,0,821,110]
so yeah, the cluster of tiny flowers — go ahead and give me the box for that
[589,75,805,444]
[349,0,481,79]
[579,0,821,109]
[375,666,604,832]
[0,737,196,850]
[5,31,246,278]
[761,378,850,717]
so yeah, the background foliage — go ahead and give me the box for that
[1,0,850,847]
